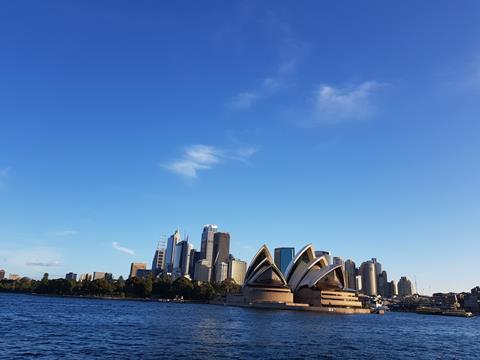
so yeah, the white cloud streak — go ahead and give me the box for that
[228,13,307,110]
[306,81,383,125]
[26,261,61,267]
[112,242,135,256]
[164,144,257,179]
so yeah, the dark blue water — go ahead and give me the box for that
[1,293,479,359]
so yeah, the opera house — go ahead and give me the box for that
[226,244,369,314]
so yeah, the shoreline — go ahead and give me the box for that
[0,291,208,304]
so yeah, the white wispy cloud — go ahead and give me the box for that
[295,81,384,126]
[26,260,61,267]
[112,242,135,255]
[228,13,307,110]
[54,230,78,236]
[163,144,257,179]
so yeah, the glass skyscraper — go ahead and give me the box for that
[274,247,295,275]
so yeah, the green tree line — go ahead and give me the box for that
[0,273,241,301]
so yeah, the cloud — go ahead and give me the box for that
[163,144,257,179]
[54,230,77,236]
[26,261,61,267]
[228,12,307,110]
[292,81,384,126]
[0,246,64,278]
[112,242,135,255]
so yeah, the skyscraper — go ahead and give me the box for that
[378,270,388,297]
[0,269,5,280]
[385,280,398,298]
[344,259,356,290]
[359,260,377,296]
[165,229,181,273]
[200,224,217,263]
[194,260,212,282]
[315,250,332,265]
[228,259,247,285]
[152,241,166,276]
[274,247,295,275]
[398,276,415,297]
[129,263,147,279]
[212,232,230,281]
[332,256,345,270]
[173,240,192,276]
[189,249,201,279]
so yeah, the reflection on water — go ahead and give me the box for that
[0,293,479,359]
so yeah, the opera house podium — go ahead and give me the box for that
[226,244,368,314]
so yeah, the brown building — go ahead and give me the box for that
[129,263,147,279]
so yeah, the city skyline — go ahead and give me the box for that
[1,2,480,294]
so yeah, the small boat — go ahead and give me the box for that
[442,309,474,317]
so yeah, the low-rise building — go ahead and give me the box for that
[228,259,247,285]
[129,263,147,279]
[65,272,77,281]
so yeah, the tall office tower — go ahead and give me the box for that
[0,269,5,280]
[359,260,378,296]
[355,275,363,292]
[378,270,388,297]
[315,250,332,265]
[65,272,77,281]
[173,240,193,276]
[333,256,345,269]
[344,260,356,290]
[152,241,166,276]
[129,262,147,279]
[212,232,230,281]
[165,229,181,273]
[215,262,228,283]
[189,250,201,278]
[274,247,295,275]
[200,224,217,263]
[397,276,415,297]
[371,258,382,292]
[228,259,247,285]
[194,260,212,282]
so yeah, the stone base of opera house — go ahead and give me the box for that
[220,289,371,315]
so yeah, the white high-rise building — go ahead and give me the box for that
[165,229,181,273]
[173,240,193,276]
[215,262,228,283]
[194,260,212,282]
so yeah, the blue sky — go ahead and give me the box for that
[0,1,479,293]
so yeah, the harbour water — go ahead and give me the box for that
[1,293,479,359]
